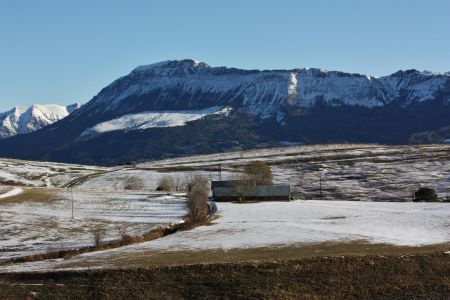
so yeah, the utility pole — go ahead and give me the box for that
[71,188,74,219]
[319,174,323,200]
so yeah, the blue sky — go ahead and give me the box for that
[0,0,449,111]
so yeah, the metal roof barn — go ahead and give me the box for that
[211,181,290,202]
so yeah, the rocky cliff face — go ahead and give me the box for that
[74,59,449,127]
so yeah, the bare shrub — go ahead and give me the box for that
[174,175,186,192]
[232,172,253,202]
[156,175,175,192]
[116,224,132,244]
[180,174,195,192]
[291,180,303,194]
[414,187,438,202]
[143,227,164,241]
[124,176,144,190]
[232,161,273,202]
[91,224,106,248]
[186,174,209,223]
[0,185,6,194]
[244,161,273,186]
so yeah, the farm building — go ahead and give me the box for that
[211,180,290,202]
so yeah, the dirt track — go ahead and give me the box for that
[61,167,125,188]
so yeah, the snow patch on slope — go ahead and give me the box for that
[286,72,298,105]
[0,187,23,199]
[82,106,231,137]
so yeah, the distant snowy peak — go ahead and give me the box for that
[0,103,80,139]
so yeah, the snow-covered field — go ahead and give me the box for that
[0,189,186,260]
[3,144,448,200]
[141,144,450,201]
[74,168,235,191]
[0,158,106,187]
[2,200,449,272]
[146,200,450,250]
[0,144,449,272]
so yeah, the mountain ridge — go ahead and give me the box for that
[0,59,449,165]
[76,59,449,123]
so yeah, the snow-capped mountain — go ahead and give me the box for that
[0,59,449,165]
[0,103,80,139]
[78,59,449,123]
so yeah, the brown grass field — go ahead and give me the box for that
[52,241,450,270]
[0,250,449,299]
[0,188,58,205]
